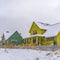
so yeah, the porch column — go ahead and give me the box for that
[26,39,27,45]
[36,37,38,46]
[31,38,33,44]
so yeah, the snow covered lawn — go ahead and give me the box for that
[0,48,60,60]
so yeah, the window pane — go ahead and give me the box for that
[33,30,37,35]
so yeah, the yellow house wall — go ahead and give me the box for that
[57,32,60,46]
[44,37,55,45]
[29,22,46,36]
[54,36,57,45]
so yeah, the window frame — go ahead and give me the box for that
[33,30,37,35]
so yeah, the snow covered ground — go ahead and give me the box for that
[0,48,60,60]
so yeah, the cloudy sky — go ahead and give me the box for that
[0,0,60,38]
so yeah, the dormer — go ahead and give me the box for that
[29,21,49,36]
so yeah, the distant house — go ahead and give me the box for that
[23,21,60,46]
[4,31,23,46]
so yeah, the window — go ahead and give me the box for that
[46,37,54,40]
[33,37,36,43]
[33,30,37,35]
[12,40,17,44]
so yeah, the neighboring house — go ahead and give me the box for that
[4,31,23,46]
[23,21,52,46]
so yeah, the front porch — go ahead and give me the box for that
[23,35,45,46]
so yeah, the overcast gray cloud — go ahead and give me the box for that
[0,0,60,38]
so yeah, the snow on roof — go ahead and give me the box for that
[35,21,51,29]
[43,22,60,37]
[24,34,44,38]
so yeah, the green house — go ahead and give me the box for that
[5,31,23,45]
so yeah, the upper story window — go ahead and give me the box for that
[33,30,37,35]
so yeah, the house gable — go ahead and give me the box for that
[5,31,23,44]
[29,22,46,36]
